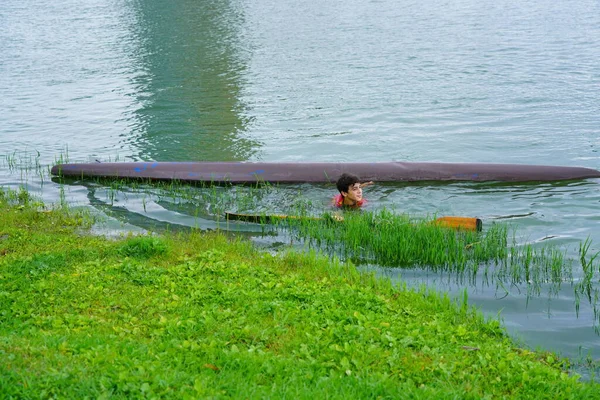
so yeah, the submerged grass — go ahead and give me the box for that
[75,176,292,222]
[275,209,573,287]
[1,188,599,398]
[280,209,507,272]
[268,208,600,333]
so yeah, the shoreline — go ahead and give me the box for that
[1,188,598,398]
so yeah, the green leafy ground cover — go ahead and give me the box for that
[0,188,599,399]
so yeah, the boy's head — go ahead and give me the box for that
[336,173,360,194]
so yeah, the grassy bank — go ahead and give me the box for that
[0,188,598,399]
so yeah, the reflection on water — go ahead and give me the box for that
[125,0,259,161]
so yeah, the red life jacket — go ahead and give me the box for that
[332,194,365,208]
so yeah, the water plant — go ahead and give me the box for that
[248,206,600,333]
[275,209,500,271]
[270,208,570,286]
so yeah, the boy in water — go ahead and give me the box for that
[333,173,374,208]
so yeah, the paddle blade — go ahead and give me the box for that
[434,216,482,232]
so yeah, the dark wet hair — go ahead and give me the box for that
[336,173,360,194]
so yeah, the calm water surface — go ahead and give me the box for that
[1,0,600,373]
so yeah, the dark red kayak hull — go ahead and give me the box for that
[51,161,600,183]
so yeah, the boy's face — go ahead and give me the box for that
[343,183,362,204]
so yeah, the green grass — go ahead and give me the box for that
[276,209,578,285]
[1,188,599,398]
[278,209,507,270]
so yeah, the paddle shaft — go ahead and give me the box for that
[225,212,482,232]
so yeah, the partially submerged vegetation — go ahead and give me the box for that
[6,152,600,330]
[1,188,599,398]
[267,208,600,322]
[277,209,508,271]
[27,159,600,333]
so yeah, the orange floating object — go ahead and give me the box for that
[433,216,482,232]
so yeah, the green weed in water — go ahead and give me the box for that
[277,209,506,272]
[263,207,600,330]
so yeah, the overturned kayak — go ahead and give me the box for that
[51,161,600,184]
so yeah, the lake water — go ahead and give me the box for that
[1,0,600,376]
